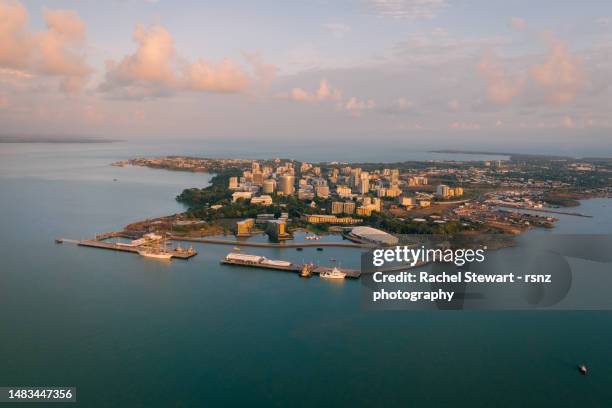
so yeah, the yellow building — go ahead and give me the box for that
[236,218,255,236]
[302,214,360,224]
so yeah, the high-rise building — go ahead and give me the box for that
[252,172,264,185]
[390,169,399,185]
[349,168,362,188]
[228,176,238,189]
[252,161,260,173]
[331,201,344,214]
[279,175,295,195]
[359,172,370,195]
[262,179,275,194]
[436,184,451,198]
[343,201,356,214]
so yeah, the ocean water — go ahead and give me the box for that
[0,143,611,407]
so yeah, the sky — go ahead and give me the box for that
[0,0,611,155]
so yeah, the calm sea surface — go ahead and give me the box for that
[0,142,611,407]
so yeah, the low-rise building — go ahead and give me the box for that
[250,195,273,206]
[302,214,361,224]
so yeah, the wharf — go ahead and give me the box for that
[221,258,361,278]
[172,235,363,249]
[56,238,197,259]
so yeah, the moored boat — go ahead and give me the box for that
[319,267,346,280]
[138,249,172,260]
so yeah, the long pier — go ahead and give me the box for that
[221,258,361,278]
[170,235,364,248]
[56,238,197,259]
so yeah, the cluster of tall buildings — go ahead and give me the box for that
[435,185,464,198]
[228,160,464,221]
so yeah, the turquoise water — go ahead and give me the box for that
[1,144,611,407]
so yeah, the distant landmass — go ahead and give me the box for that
[0,135,119,144]
[429,149,576,160]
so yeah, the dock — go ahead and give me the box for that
[170,235,364,249]
[221,258,361,278]
[56,238,197,259]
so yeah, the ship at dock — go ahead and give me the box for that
[221,252,359,278]
[319,267,346,280]
[137,249,173,260]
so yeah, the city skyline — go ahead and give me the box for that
[0,0,611,153]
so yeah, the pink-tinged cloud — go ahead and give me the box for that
[530,33,584,104]
[0,1,29,67]
[102,24,274,98]
[0,1,90,92]
[344,97,375,116]
[36,9,91,92]
[242,51,278,91]
[185,58,250,92]
[478,52,523,103]
[510,17,527,30]
[112,24,175,85]
[288,79,342,102]
[562,116,575,128]
[451,121,481,130]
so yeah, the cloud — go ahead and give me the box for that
[101,24,275,99]
[242,51,278,91]
[344,97,376,116]
[451,121,481,129]
[529,32,584,104]
[379,97,415,114]
[286,79,342,102]
[478,52,523,103]
[0,93,8,108]
[368,0,447,20]
[324,23,351,38]
[510,17,527,30]
[0,1,29,67]
[0,1,91,92]
[105,24,175,87]
[562,115,575,128]
[185,58,250,93]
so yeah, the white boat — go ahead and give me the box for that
[319,267,346,280]
[138,250,172,260]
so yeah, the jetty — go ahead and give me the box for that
[55,237,197,260]
[221,253,361,278]
[171,235,363,249]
